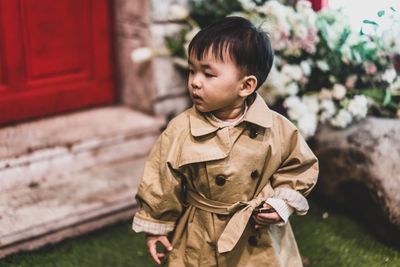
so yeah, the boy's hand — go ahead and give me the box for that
[252,203,282,228]
[146,234,173,265]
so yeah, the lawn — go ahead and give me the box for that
[1,199,399,267]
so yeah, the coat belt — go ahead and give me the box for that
[186,190,265,253]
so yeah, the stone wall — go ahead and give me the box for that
[150,0,191,118]
[116,0,191,119]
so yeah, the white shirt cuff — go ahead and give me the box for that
[132,215,175,235]
[265,198,294,224]
[274,187,309,215]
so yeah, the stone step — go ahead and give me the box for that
[0,106,164,258]
[0,157,145,258]
[0,106,164,191]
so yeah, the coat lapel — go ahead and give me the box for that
[175,107,229,168]
[175,94,273,168]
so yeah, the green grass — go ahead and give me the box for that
[291,199,400,267]
[0,223,155,267]
[1,200,399,267]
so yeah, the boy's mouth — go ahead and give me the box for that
[192,94,203,102]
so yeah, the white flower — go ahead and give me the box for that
[283,95,302,109]
[283,96,308,120]
[352,51,362,64]
[293,23,308,40]
[260,1,291,36]
[300,60,311,76]
[347,95,368,120]
[302,95,319,114]
[281,65,303,81]
[345,32,361,47]
[238,0,257,11]
[332,84,347,100]
[319,99,336,123]
[364,41,376,51]
[131,47,153,63]
[330,109,352,128]
[340,45,352,64]
[296,0,312,13]
[168,4,189,20]
[316,60,330,72]
[389,77,400,93]
[283,94,318,139]
[297,113,318,139]
[286,82,299,96]
[382,68,397,84]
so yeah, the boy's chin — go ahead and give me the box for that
[194,104,211,113]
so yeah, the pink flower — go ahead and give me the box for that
[345,75,357,89]
[299,76,309,86]
[365,62,377,74]
[332,84,347,100]
[319,88,332,100]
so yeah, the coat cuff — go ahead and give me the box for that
[273,187,309,215]
[132,215,175,235]
[265,198,294,224]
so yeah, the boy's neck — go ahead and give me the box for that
[211,102,246,122]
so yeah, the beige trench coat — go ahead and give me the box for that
[133,94,319,267]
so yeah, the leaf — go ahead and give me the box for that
[363,19,378,26]
[361,88,385,103]
[377,10,385,17]
[337,28,351,49]
[383,89,392,106]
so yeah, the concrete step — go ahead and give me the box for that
[0,157,145,258]
[0,106,164,191]
[0,106,164,258]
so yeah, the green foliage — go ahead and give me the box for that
[190,0,242,27]
[165,28,189,58]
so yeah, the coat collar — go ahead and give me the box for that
[189,93,273,137]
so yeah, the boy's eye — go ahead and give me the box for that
[205,72,216,78]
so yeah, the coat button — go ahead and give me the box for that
[249,128,257,139]
[248,235,258,246]
[251,170,259,179]
[215,175,226,186]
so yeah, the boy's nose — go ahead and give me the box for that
[191,78,201,89]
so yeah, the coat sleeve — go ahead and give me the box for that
[132,126,184,235]
[269,116,319,215]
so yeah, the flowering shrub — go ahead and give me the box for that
[164,0,400,138]
[254,1,400,138]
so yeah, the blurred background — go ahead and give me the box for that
[0,0,399,266]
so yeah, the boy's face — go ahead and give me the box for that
[188,50,246,115]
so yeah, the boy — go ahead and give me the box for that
[132,16,318,267]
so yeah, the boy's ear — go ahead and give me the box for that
[239,75,258,97]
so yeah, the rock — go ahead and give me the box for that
[311,117,400,246]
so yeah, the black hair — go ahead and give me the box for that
[188,16,274,90]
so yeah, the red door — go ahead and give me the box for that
[0,0,115,126]
[309,0,329,11]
